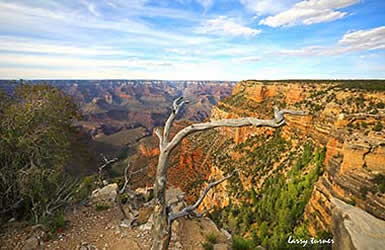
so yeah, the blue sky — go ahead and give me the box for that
[0,0,384,80]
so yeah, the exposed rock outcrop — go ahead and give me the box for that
[90,183,118,207]
[125,80,385,244]
[199,81,385,237]
[331,197,385,250]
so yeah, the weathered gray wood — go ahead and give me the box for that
[168,174,233,224]
[150,97,305,250]
[118,163,149,220]
[98,154,118,185]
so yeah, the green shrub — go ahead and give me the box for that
[379,184,385,193]
[376,102,385,109]
[369,109,379,114]
[201,242,214,250]
[360,186,369,198]
[95,204,110,211]
[74,175,97,202]
[374,174,385,193]
[216,143,326,249]
[232,236,255,250]
[338,80,385,91]
[0,84,88,222]
[347,200,356,206]
[372,121,383,131]
[205,232,218,244]
[40,212,68,234]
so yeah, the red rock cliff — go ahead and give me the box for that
[207,81,385,235]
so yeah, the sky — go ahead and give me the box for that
[0,0,384,80]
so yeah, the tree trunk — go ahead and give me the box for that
[151,150,171,250]
[151,202,170,250]
[149,97,305,250]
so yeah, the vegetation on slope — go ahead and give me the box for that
[209,133,328,249]
[0,83,94,225]
[241,80,385,91]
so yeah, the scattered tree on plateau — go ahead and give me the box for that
[150,97,305,250]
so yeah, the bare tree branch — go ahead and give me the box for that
[163,97,189,143]
[274,106,307,124]
[168,173,234,223]
[0,198,24,214]
[154,127,163,148]
[120,164,132,194]
[99,154,118,171]
[98,154,118,185]
[120,163,150,195]
[151,97,306,250]
[165,107,304,153]
[117,162,151,220]
[101,153,108,163]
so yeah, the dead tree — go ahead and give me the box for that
[117,162,150,225]
[151,97,305,250]
[98,154,118,186]
[167,172,235,226]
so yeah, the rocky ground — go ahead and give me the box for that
[0,187,231,250]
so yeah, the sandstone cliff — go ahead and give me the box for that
[127,80,384,248]
[177,81,385,246]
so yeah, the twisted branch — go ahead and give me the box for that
[150,97,306,250]
[117,162,150,220]
[168,172,234,224]
[98,154,118,185]
[162,97,189,144]
[165,107,305,153]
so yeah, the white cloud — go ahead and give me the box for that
[165,48,204,56]
[0,2,68,21]
[165,48,190,56]
[197,16,261,36]
[0,2,212,48]
[259,0,359,27]
[240,0,294,15]
[0,53,174,70]
[339,26,385,50]
[232,56,262,63]
[0,58,242,81]
[196,0,214,11]
[0,36,124,56]
[81,0,101,17]
[278,26,385,56]
[106,1,118,8]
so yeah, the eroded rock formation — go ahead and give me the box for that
[195,81,385,239]
[331,197,385,250]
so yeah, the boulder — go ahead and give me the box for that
[137,206,154,225]
[213,243,230,250]
[220,228,232,240]
[331,197,385,250]
[135,187,154,202]
[90,183,118,207]
[22,236,39,250]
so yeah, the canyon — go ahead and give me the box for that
[2,79,384,249]
[125,80,385,248]
[0,80,235,137]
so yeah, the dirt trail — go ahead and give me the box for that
[1,206,148,250]
[1,204,230,250]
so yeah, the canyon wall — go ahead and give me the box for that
[125,80,385,245]
[201,81,385,236]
